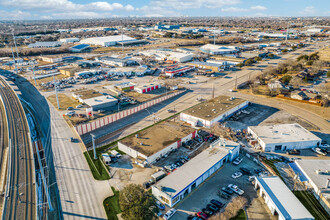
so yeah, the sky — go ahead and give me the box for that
[0,0,329,20]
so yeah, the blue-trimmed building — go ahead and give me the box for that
[70,44,90,53]
[152,138,240,207]
[254,176,314,220]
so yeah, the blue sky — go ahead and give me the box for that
[0,0,329,20]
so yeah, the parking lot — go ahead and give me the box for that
[169,153,266,220]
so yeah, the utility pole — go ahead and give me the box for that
[235,75,238,89]
[91,134,97,160]
[53,74,60,109]
[12,29,19,59]
[11,47,18,74]
[32,66,37,86]
[121,26,124,53]
[212,83,215,99]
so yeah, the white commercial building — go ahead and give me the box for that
[248,123,322,152]
[59,38,80,43]
[134,83,161,94]
[28,41,62,48]
[82,95,118,111]
[118,121,197,164]
[254,176,314,220]
[180,96,249,128]
[152,138,240,207]
[140,50,192,63]
[200,44,239,55]
[80,35,143,47]
[294,160,330,214]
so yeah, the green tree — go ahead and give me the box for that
[268,53,274,59]
[282,49,288,53]
[282,74,292,84]
[119,184,158,220]
[327,71,330,78]
[245,59,254,66]
[255,57,262,62]
[236,63,244,69]
[282,67,288,75]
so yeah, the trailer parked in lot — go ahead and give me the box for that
[150,170,167,184]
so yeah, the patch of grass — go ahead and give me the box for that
[103,187,121,220]
[83,151,110,180]
[112,146,126,155]
[293,191,330,220]
[263,159,282,178]
[230,209,247,220]
[47,93,79,111]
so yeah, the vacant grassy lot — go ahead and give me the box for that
[294,191,330,220]
[318,47,330,62]
[230,209,247,220]
[84,151,111,180]
[103,187,121,220]
[47,93,79,111]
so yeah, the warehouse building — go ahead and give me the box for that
[59,66,81,77]
[80,35,144,47]
[59,38,80,43]
[118,121,197,164]
[28,41,62,48]
[83,95,118,110]
[180,96,249,128]
[247,123,322,152]
[294,160,330,214]
[254,176,314,220]
[135,83,161,94]
[114,82,135,91]
[188,61,223,72]
[70,44,90,53]
[200,44,239,55]
[152,138,240,207]
[96,56,137,67]
[165,65,195,78]
[140,50,192,63]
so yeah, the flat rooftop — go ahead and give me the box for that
[249,123,321,144]
[182,96,247,120]
[295,160,330,192]
[119,120,196,156]
[257,176,314,219]
[154,140,239,198]
[84,95,117,107]
[73,89,103,99]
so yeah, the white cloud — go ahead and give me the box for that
[299,6,316,15]
[1,0,134,12]
[250,5,267,11]
[0,10,32,20]
[221,5,267,13]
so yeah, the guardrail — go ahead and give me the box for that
[75,90,185,135]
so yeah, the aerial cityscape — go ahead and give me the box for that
[0,1,329,220]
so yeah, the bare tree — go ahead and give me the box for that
[209,196,248,220]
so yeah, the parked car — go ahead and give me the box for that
[65,111,75,116]
[210,200,223,209]
[202,208,213,217]
[218,191,230,199]
[76,104,83,108]
[232,172,243,179]
[228,184,244,195]
[239,167,252,175]
[163,208,176,220]
[221,187,234,195]
[286,149,301,155]
[67,107,74,110]
[196,211,208,220]
[156,201,165,210]
[233,157,243,165]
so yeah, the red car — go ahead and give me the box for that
[197,211,208,220]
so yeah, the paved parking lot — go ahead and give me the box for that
[170,153,264,220]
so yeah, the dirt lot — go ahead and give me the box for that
[318,46,330,62]
[47,93,79,110]
[170,153,267,220]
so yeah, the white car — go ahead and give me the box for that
[65,111,75,116]
[76,104,83,108]
[163,208,176,220]
[233,157,243,165]
[232,172,243,179]
[228,184,244,195]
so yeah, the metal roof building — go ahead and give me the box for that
[28,41,62,48]
[70,44,90,52]
[248,123,322,152]
[80,35,144,47]
[255,176,314,220]
[152,138,240,207]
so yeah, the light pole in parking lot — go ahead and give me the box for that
[91,134,97,160]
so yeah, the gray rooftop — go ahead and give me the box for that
[248,123,321,144]
[256,176,314,219]
[154,139,239,198]
[295,160,330,191]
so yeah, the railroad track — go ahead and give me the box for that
[0,77,35,220]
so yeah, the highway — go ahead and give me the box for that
[10,74,111,219]
[0,77,35,220]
